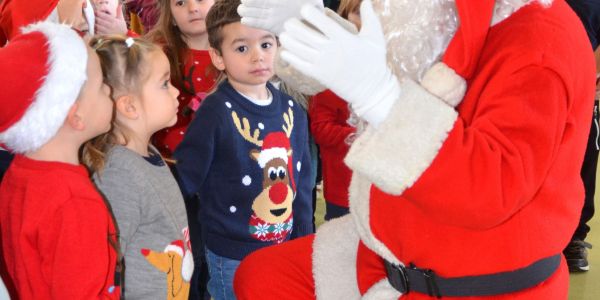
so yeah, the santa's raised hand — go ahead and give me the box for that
[280,0,400,127]
[237,0,324,35]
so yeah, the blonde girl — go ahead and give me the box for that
[83,36,193,300]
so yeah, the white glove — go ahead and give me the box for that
[280,0,400,126]
[237,0,324,35]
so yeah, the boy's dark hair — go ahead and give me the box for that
[206,0,242,54]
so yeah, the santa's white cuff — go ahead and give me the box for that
[345,79,458,195]
[421,62,466,107]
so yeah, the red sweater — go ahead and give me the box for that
[356,1,596,298]
[0,155,120,299]
[154,49,217,158]
[309,90,355,207]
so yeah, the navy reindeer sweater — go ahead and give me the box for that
[174,80,314,260]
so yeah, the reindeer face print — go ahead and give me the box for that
[250,157,294,224]
[232,108,297,243]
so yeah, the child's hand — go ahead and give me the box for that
[237,0,324,35]
[279,0,399,127]
[94,4,127,35]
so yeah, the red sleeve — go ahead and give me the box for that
[402,66,571,229]
[40,198,117,299]
[309,90,356,148]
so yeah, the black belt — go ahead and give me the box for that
[384,254,561,298]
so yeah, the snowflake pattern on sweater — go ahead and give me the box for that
[249,214,293,243]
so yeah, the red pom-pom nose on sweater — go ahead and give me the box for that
[269,182,288,205]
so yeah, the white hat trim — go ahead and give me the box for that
[0,22,88,153]
[257,147,288,168]
[164,243,184,257]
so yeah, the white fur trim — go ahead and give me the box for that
[181,250,194,282]
[0,22,87,153]
[313,216,361,299]
[85,0,95,35]
[257,147,288,168]
[421,62,466,107]
[345,79,458,196]
[348,175,401,266]
[362,279,402,300]
[164,244,184,257]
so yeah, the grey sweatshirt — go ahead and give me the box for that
[94,145,192,300]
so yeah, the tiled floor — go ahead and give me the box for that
[569,208,599,299]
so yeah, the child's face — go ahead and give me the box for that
[138,50,181,134]
[171,0,215,39]
[210,22,278,93]
[76,47,113,137]
[92,0,119,16]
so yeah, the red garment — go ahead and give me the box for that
[153,49,216,158]
[0,155,120,299]
[309,90,354,207]
[234,1,596,299]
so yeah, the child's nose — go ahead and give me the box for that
[188,1,200,12]
[251,49,264,63]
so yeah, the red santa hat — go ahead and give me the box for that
[164,240,194,282]
[256,132,291,168]
[257,132,297,192]
[0,0,95,45]
[0,21,89,154]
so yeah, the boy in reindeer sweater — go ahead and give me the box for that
[174,0,314,299]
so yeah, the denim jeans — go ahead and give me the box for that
[205,248,241,300]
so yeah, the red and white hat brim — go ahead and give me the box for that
[257,147,289,168]
[0,22,87,153]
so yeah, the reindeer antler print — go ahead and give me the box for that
[282,108,294,138]
[232,111,263,147]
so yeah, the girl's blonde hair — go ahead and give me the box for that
[81,35,159,174]
[337,0,362,19]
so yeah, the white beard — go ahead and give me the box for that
[374,0,458,82]
[372,0,551,83]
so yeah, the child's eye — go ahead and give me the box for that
[162,80,170,89]
[175,0,184,6]
[236,46,248,53]
[261,42,272,49]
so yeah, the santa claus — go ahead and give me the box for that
[234,0,596,299]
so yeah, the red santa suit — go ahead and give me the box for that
[234,0,596,299]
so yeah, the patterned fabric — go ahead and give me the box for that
[249,214,294,243]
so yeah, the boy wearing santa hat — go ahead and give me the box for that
[0,22,120,299]
[0,0,97,184]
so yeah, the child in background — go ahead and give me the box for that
[174,0,314,298]
[308,0,361,220]
[147,0,217,159]
[82,36,192,300]
[0,22,119,299]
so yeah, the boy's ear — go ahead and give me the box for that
[115,95,139,119]
[209,47,226,71]
[66,102,85,131]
